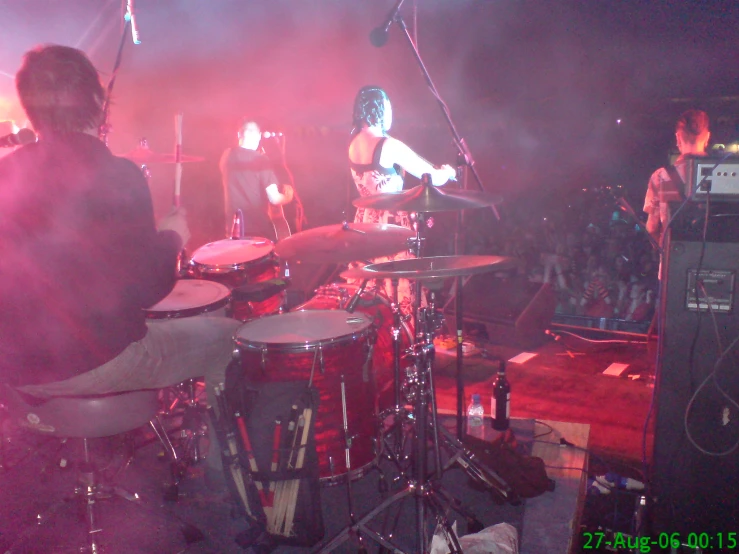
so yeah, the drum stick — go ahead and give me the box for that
[285,408,312,536]
[174,111,183,207]
[268,419,282,504]
[208,397,252,518]
[274,413,304,535]
[272,405,297,532]
[235,413,268,506]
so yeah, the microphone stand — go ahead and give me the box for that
[389,10,500,439]
[455,159,467,439]
[99,12,133,145]
[390,14,499,221]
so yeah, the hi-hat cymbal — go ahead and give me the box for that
[353,183,502,213]
[340,255,517,280]
[274,223,414,264]
[121,145,205,165]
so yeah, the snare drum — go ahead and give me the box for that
[144,279,232,319]
[188,238,282,321]
[234,310,379,484]
[295,283,413,412]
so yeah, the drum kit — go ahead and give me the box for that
[146,176,515,552]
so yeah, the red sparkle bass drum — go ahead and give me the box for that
[294,283,413,412]
[233,310,379,484]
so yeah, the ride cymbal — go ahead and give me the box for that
[353,183,502,213]
[339,255,517,280]
[274,223,414,264]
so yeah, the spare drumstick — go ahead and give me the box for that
[272,412,303,535]
[235,413,267,506]
[285,407,312,536]
[174,111,183,207]
[214,387,252,518]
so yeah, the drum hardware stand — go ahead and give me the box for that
[376,0,502,439]
[157,379,209,481]
[315,306,472,554]
[340,375,370,554]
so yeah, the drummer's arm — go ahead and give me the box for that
[266,183,294,206]
[381,137,456,186]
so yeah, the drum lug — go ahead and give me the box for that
[319,344,325,374]
[261,346,267,373]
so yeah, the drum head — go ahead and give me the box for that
[190,237,274,268]
[235,310,372,347]
[145,279,231,317]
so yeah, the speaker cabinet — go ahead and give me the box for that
[444,274,556,348]
[652,237,739,535]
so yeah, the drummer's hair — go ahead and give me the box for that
[16,45,105,135]
[352,86,389,134]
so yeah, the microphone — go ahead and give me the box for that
[0,128,36,148]
[261,131,283,139]
[125,0,141,45]
[346,279,369,314]
[369,0,406,47]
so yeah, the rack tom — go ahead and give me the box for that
[188,237,282,321]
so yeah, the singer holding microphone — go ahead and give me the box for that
[348,85,457,317]
[219,118,294,241]
[0,45,240,491]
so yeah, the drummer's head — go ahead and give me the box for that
[16,45,105,137]
[352,86,391,134]
[237,117,261,151]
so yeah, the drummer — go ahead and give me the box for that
[0,45,240,489]
[348,85,457,316]
[220,117,294,241]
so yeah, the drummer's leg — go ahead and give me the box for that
[20,317,242,473]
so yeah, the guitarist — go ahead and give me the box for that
[220,117,294,242]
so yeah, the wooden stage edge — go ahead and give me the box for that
[438,411,590,554]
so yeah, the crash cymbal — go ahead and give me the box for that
[353,183,502,213]
[121,145,205,165]
[340,255,517,280]
[274,222,414,264]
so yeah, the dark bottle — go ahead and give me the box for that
[491,360,511,431]
[231,209,244,239]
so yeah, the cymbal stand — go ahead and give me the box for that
[315,305,465,554]
[378,277,412,471]
[408,202,430,337]
[340,375,369,554]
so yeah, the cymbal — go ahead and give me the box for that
[274,223,414,264]
[353,183,502,213]
[121,145,205,165]
[339,255,517,280]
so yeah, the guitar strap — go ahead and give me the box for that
[663,165,687,202]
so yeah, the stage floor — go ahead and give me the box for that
[0,329,652,553]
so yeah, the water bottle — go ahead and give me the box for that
[466,393,485,439]
[491,360,511,431]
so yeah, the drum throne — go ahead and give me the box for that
[0,386,183,553]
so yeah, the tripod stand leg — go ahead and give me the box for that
[312,487,414,554]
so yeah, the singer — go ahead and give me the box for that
[219,117,294,241]
[0,45,240,491]
[347,85,457,317]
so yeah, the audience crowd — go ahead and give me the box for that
[460,186,659,325]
